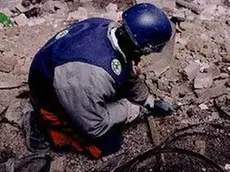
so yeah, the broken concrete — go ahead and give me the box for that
[184,62,200,81]
[14,14,29,26]
[0,52,17,73]
[207,64,221,78]
[195,85,227,102]
[194,73,213,89]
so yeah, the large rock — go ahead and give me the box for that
[207,64,221,78]
[14,14,29,26]
[184,62,200,81]
[194,73,213,89]
[195,85,227,102]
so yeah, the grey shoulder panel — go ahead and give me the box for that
[53,62,128,138]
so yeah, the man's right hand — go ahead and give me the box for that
[152,100,173,116]
[144,95,173,117]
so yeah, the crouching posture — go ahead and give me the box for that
[27,3,173,158]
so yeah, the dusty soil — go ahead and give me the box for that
[0,0,230,171]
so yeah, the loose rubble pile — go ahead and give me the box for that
[0,0,230,171]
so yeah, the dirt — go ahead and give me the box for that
[0,0,230,171]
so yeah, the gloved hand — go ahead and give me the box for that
[151,100,173,116]
[144,95,173,117]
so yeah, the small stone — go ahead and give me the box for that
[195,140,206,154]
[42,1,55,13]
[50,156,67,172]
[184,62,201,81]
[172,11,186,22]
[227,67,230,72]
[28,18,45,26]
[105,3,118,12]
[67,7,88,21]
[194,73,213,89]
[211,112,219,119]
[220,73,229,79]
[186,41,197,52]
[199,104,209,110]
[0,52,17,73]
[223,55,230,62]
[225,164,230,171]
[215,6,227,16]
[14,14,29,26]
[207,64,221,78]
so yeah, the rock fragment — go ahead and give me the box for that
[195,85,227,102]
[184,62,200,81]
[194,73,213,89]
[105,3,118,12]
[67,7,88,21]
[207,64,221,78]
[0,52,17,73]
[199,104,209,110]
[219,73,229,79]
[222,55,230,62]
[14,14,29,26]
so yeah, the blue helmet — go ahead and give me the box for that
[122,3,172,54]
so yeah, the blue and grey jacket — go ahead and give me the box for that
[29,18,149,139]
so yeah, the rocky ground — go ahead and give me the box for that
[0,0,230,171]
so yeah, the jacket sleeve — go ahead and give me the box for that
[119,69,149,105]
[53,62,132,139]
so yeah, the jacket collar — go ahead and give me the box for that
[107,22,127,63]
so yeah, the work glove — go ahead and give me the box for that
[143,95,173,117]
[151,100,174,116]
